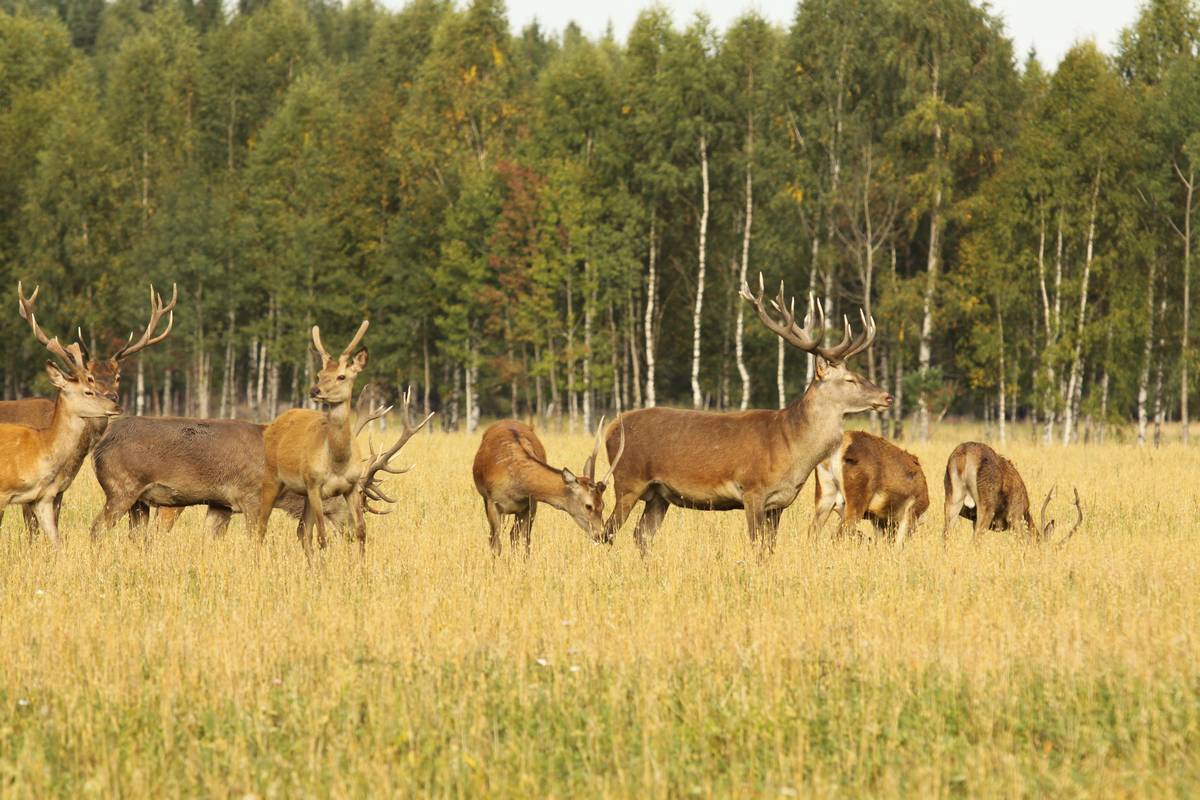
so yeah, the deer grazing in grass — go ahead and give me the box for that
[942,442,1083,544]
[0,332,123,545]
[810,431,929,547]
[472,418,625,555]
[0,283,175,533]
[257,322,433,557]
[602,275,892,554]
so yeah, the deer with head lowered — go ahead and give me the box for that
[810,431,929,547]
[0,305,124,545]
[942,441,1082,544]
[602,274,892,554]
[472,418,625,554]
[257,322,434,557]
[0,283,175,533]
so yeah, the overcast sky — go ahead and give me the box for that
[499,0,1141,68]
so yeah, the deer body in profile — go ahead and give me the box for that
[942,441,1082,544]
[603,275,892,553]
[0,283,175,533]
[811,431,929,546]
[472,419,624,554]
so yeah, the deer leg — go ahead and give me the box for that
[972,505,995,544]
[894,500,916,549]
[305,485,328,552]
[128,502,152,534]
[22,505,38,538]
[156,506,184,535]
[256,481,282,542]
[484,499,503,555]
[91,492,139,540]
[942,487,968,544]
[810,492,839,540]
[603,481,646,545]
[514,501,536,556]
[763,507,783,553]
[633,494,669,557]
[32,498,61,548]
[204,507,232,538]
[839,494,867,541]
[743,493,766,543]
[351,490,366,556]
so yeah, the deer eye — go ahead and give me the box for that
[84,390,95,396]
[337,375,346,381]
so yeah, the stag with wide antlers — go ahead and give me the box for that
[472,417,625,555]
[602,274,892,554]
[0,282,174,534]
[942,442,1083,544]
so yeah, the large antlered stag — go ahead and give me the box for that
[257,322,433,557]
[942,441,1082,544]
[472,418,625,554]
[603,275,892,553]
[0,282,175,532]
[810,431,929,547]
[0,326,123,546]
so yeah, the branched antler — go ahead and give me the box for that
[114,284,177,359]
[17,281,88,375]
[739,272,875,364]
[358,385,434,513]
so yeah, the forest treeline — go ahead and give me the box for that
[1,0,1198,444]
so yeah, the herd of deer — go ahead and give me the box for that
[0,275,1080,557]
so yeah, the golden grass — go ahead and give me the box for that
[1,423,1198,797]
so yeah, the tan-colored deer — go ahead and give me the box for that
[257,322,433,557]
[942,442,1083,544]
[810,430,929,547]
[0,344,123,546]
[603,275,892,554]
[472,418,625,555]
[0,282,175,532]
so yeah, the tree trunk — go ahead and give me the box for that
[136,359,145,416]
[916,61,943,443]
[691,135,710,409]
[736,117,753,410]
[1178,165,1194,443]
[583,264,594,432]
[1062,171,1101,446]
[627,285,642,408]
[644,215,657,408]
[1138,258,1157,445]
[997,307,1006,445]
[806,237,819,387]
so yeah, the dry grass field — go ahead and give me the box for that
[1,422,1198,797]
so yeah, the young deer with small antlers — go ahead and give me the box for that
[472,418,625,554]
[810,431,929,547]
[0,282,175,533]
[603,275,892,553]
[257,322,432,557]
[942,442,1082,544]
[0,326,123,546]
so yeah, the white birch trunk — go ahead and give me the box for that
[691,135,710,409]
[644,216,657,408]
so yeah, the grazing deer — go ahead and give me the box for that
[0,282,175,532]
[942,441,1083,544]
[91,388,419,539]
[257,322,434,557]
[603,275,892,554]
[472,418,625,555]
[810,430,929,547]
[0,356,123,546]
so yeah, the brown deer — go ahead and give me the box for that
[257,322,433,557]
[810,430,929,547]
[90,388,421,539]
[603,275,892,554]
[0,355,123,546]
[0,282,175,532]
[942,441,1083,544]
[472,418,625,555]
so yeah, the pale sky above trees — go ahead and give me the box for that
[493,0,1138,67]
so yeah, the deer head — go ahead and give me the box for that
[309,320,369,405]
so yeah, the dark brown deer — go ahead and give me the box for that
[810,431,929,546]
[472,418,625,554]
[603,275,892,554]
[942,442,1083,544]
[0,282,175,532]
[92,388,424,539]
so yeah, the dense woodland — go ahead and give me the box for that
[0,0,1198,444]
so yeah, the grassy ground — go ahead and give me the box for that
[1,422,1197,797]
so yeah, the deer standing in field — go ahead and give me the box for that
[472,418,625,555]
[942,441,1083,544]
[0,342,123,546]
[810,430,929,547]
[0,282,175,533]
[602,275,892,554]
[257,322,433,557]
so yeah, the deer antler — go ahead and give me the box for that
[114,284,177,359]
[1055,488,1083,547]
[353,384,393,437]
[1038,486,1084,546]
[359,385,434,511]
[312,319,369,367]
[597,419,625,489]
[739,273,875,364]
[17,281,89,375]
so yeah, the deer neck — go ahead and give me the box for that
[324,401,354,464]
[40,394,91,466]
[777,384,848,473]
[522,460,573,511]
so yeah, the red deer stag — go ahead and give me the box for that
[810,431,929,547]
[472,418,625,554]
[0,344,123,545]
[603,275,892,554]
[257,323,434,557]
[0,282,175,532]
[942,442,1083,544]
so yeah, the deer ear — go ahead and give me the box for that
[45,362,70,388]
[351,348,369,370]
[814,357,829,380]
[561,467,577,485]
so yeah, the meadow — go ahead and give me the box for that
[1,423,1197,798]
